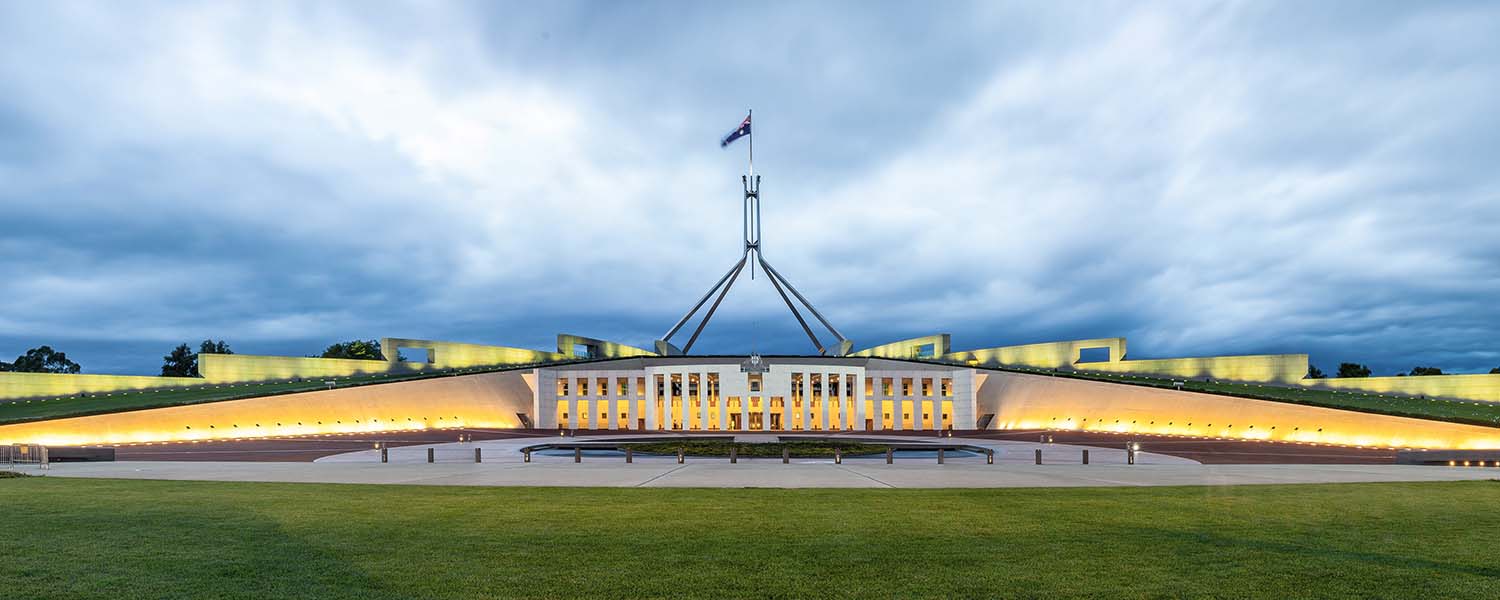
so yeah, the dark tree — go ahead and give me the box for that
[1336,362,1372,378]
[0,360,10,371]
[1491,367,1500,374]
[199,339,233,355]
[320,339,386,361]
[9,346,82,373]
[1408,366,1444,376]
[161,344,197,377]
[1306,365,1326,379]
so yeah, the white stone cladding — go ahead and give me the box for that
[537,357,975,432]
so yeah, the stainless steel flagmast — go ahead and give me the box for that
[655,111,853,357]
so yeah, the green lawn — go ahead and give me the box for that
[3,478,1499,599]
[0,365,550,426]
[998,366,1500,428]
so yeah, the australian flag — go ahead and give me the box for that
[720,113,751,148]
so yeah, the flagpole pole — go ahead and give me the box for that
[747,109,753,177]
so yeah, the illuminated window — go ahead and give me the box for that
[881,378,893,396]
[901,378,913,396]
[635,377,646,396]
[598,378,609,396]
[557,379,569,396]
[921,378,933,397]
[617,377,629,396]
[941,378,953,397]
[865,377,874,396]
[578,378,588,396]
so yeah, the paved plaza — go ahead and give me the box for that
[11,435,1497,488]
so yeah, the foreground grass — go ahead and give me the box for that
[3,478,1499,599]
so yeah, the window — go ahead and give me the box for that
[1077,347,1111,363]
[598,378,609,396]
[921,378,933,397]
[557,379,569,396]
[578,378,588,396]
[636,377,646,396]
[617,377,629,397]
[941,378,953,397]
[881,378,893,396]
[901,378,913,396]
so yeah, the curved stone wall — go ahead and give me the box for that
[977,370,1500,449]
[0,370,537,446]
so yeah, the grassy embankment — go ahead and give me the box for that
[0,364,559,426]
[997,365,1500,427]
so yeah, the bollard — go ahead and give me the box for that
[1082,449,1089,465]
[886,448,893,464]
[524,448,532,463]
[427,448,434,463]
[41,446,49,471]
[835,447,842,464]
[783,448,790,464]
[574,447,582,463]
[1034,449,1042,465]
[677,447,685,464]
[626,447,633,463]
[474,447,482,463]
[986,448,994,464]
[381,447,389,463]
[731,447,738,464]
[937,449,945,464]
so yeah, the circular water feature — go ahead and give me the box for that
[534,448,626,458]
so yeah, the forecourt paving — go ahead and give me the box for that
[14,435,1499,488]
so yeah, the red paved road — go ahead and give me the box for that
[104,429,544,462]
[89,427,1397,464]
[966,429,1397,464]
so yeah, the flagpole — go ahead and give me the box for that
[747,109,753,177]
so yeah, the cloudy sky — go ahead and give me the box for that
[2,1,1497,376]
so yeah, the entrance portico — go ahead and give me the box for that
[533,357,974,433]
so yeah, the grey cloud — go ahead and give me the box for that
[1,2,1497,376]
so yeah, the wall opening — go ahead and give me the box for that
[395,346,434,363]
[1077,347,1111,364]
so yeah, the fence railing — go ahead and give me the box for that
[2,443,48,470]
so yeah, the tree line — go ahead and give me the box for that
[5,342,1495,380]
[1307,362,1500,379]
[1,339,401,376]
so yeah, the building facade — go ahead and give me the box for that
[533,357,976,432]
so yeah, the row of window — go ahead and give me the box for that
[554,374,956,398]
